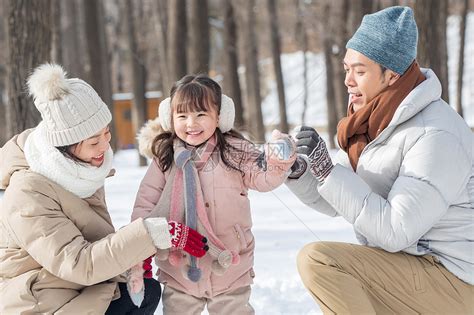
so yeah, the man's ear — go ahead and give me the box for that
[387,70,401,86]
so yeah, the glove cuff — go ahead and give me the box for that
[288,155,307,179]
[144,217,172,249]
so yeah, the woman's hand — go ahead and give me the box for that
[144,218,209,258]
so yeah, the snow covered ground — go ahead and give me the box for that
[106,149,357,315]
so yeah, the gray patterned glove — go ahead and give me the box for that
[295,126,333,182]
[288,156,307,179]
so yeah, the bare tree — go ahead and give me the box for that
[267,0,288,133]
[124,0,148,166]
[0,5,7,146]
[5,0,52,139]
[0,66,6,146]
[456,0,468,117]
[61,0,86,78]
[168,0,187,83]
[188,0,210,74]
[415,0,449,103]
[320,2,338,148]
[51,0,62,64]
[331,0,350,122]
[296,0,309,125]
[238,0,265,142]
[83,0,117,149]
[153,0,170,93]
[347,0,372,34]
[222,0,244,128]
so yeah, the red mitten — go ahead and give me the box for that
[143,256,153,278]
[168,221,208,258]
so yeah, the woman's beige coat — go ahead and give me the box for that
[0,130,157,314]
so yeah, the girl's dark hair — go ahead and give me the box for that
[152,74,249,173]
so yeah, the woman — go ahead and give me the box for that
[0,63,207,314]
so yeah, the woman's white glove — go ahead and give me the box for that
[143,217,172,249]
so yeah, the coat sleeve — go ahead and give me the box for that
[285,162,338,217]
[131,158,167,221]
[237,139,296,192]
[284,149,351,217]
[318,130,471,252]
[3,180,157,286]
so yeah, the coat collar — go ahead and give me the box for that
[388,68,442,129]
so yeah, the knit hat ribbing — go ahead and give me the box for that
[27,63,112,146]
[346,6,418,75]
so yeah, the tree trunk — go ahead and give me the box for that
[328,0,350,122]
[5,0,52,139]
[83,0,117,150]
[154,0,170,94]
[61,0,85,78]
[51,0,62,64]
[114,0,125,93]
[222,0,244,129]
[0,6,7,146]
[125,0,148,166]
[168,0,187,83]
[456,0,468,117]
[321,2,338,148]
[267,0,288,133]
[238,0,265,142]
[347,0,372,34]
[0,65,6,146]
[296,0,308,125]
[415,0,449,103]
[188,0,210,75]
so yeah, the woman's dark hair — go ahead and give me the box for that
[56,143,87,164]
[151,74,249,173]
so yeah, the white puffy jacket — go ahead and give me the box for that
[286,69,474,285]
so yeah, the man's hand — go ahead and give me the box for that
[294,126,333,182]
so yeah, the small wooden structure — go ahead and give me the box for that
[112,91,162,149]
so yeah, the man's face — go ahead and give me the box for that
[343,49,399,111]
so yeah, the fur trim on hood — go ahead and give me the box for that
[136,117,162,159]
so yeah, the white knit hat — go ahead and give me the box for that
[27,63,112,146]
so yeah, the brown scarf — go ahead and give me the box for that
[337,61,426,171]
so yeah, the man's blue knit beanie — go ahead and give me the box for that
[346,6,418,75]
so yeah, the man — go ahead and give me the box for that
[286,6,473,314]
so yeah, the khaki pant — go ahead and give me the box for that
[297,242,474,314]
[162,285,254,315]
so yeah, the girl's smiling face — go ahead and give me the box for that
[172,107,219,146]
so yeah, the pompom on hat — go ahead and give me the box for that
[346,6,418,75]
[158,94,235,133]
[27,63,112,146]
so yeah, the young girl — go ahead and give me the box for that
[129,74,296,314]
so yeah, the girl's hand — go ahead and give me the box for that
[267,129,296,160]
[168,221,209,258]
